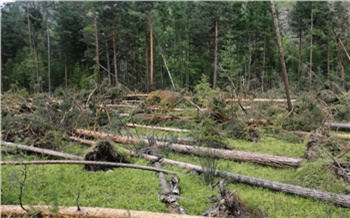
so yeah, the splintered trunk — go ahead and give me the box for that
[213,17,218,89]
[149,15,154,91]
[270,0,293,113]
[94,13,100,86]
[64,52,68,90]
[309,3,313,91]
[105,37,111,86]
[145,39,149,93]
[112,28,118,87]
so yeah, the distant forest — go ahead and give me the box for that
[2,1,350,94]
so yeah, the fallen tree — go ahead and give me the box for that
[1,141,82,160]
[294,131,350,141]
[324,122,350,131]
[125,124,192,133]
[225,98,296,103]
[0,205,203,218]
[154,162,185,214]
[137,154,350,208]
[0,160,177,175]
[73,130,303,168]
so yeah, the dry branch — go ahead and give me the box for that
[0,205,203,218]
[74,129,143,144]
[1,141,82,160]
[125,124,192,133]
[294,131,350,141]
[125,94,149,98]
[0,160,176,174]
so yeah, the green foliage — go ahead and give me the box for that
[146,90,183,108]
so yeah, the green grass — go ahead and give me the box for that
[2,136,350,217]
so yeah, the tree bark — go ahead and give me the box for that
[213,17,218,89]
[298,30,302,88]
[0,205,202,218]
[1,141,82,160]
[1,160,176,175]
[149,15,154,91]
[112,25,118,87]
[94,12,101,86]
[270,0,293,113]
[339,38,350,62]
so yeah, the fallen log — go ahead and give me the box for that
[324,122,350,131]
[294,131,350,141]
[74,129,144,144]
[138,154,350,208]
[74,130,303,168]
[225,98,297,103]
[140,115,196,122]
[0,160,176,175]
[0,205,204,218]
[159,143,302,168]
[1,141,82,160]
[125,93,149,98]
[125,124,192,133]
[154,162,185,214]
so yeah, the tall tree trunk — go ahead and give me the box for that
[46,9,51,95]
[247,36,252,93]
[327,42,330,79]
[213,17,218,89]
[309,3,313,91]
[112,27,118,87]
[270,0,293,113]
[298,30,302,89]
[149,15,154,91]
[94,12,100,86]
[105,37,111,86]
[145,39,149,93]
[27,8,35,92]
[64,52,68,90]
[34,37,40,92]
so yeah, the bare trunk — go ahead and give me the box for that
[1,141,81,160]
[149,15,154,91]
[112,27,118,87]
[324,122,350,131]
[27,9,35,92]
[1,205,202,218]
[105,37,111,86]
[46,9,51,95]
[125,124,192,133]
[270,0,293,113]
[213,17,218,89]
[94,13,100,86]
[339,38,350,62]
[309,3,313,91]
[64,52,68,90]
[327,43,330,79]
[146,39,149,93]
[298,31,302,88]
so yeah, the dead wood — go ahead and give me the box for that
[0,160,177,175]
[154,162,186,214]
[126,124,192,133]
[204,180,249,218]
[1,141,82,160]
[324,122,350,131]
[138,154,350,208]
[74,129,302,168]
[140,115,195,123]
[74,129,143,144]
[225,98,296,103]
[0,205,203,218]
[337,145,350,158]
[329,162,350,184]
[126,93,149,98]
[83,140,132,171]
[294,131,350,141]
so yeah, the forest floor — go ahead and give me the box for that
[1,85,350,217]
